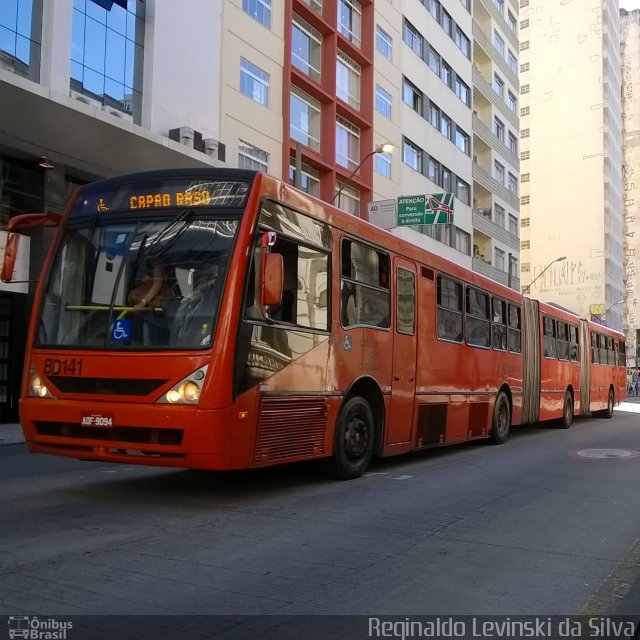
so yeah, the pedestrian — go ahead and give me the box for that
[632,371,638,397]
[635,370,640,398]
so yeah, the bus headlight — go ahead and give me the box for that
[29,370,55,398]
[158,365,208,405]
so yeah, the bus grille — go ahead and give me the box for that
[34,421,183,445]
[255,398,327,464]
[49,377,168,396]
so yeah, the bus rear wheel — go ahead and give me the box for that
[490,391,511,444]
[559,390,573,429]
[326,396,375,480]
[595,388,614,419]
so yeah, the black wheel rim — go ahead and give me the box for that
[496,400,509,437]
[344,409,371,462]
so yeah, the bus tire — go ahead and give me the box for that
[325,396,375,480]
[490,391,511,445]
[595,388,615,419]
[559,390,573,429]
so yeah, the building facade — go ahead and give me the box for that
[0,0,521,422]
[519,0,624,330]
[621,8,640,367]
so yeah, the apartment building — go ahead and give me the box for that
[519,0,624,329]
[0,0,520,422]
[621,8,640,366]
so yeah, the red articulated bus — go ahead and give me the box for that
[1,169,626,479]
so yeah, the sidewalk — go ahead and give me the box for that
[0,423,25,445]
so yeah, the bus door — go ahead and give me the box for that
[387,260,417,445]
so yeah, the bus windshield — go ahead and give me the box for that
[37,216,239,350]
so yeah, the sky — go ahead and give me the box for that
[620,0,640,9]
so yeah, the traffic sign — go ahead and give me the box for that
[367,199,397,229]
[397,193,454,226]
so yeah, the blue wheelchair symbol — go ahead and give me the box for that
[111,319,132,342]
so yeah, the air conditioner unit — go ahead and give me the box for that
[100,105,133,121]
[70,89,101,109]
[169,126,195,146]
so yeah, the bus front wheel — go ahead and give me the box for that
[491,391,511,444]
[326,396,375,480]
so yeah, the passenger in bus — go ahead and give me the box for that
[128,256,171,345]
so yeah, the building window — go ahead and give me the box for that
[508,132,517,153]
[428,47,441,75]
[521,173,530,183]
[495,248,505,271]
[403,78,422,113]
[290,86,321,150]
[289,160,321,196]
[335,182,360,215]
[520,41,529,52]
[240,58,269,105]
[509,214,518,236]
[508,51,517,73]
[442,10,452,36]
[494,117,505,141]
[336,52,361,109]
[376,25,392,60]
[455,227,471,255]
[494,161,505,184]
[520,0,529,7]
[508,12,517,32]
[521,217,530,227]
[243,0,272,28]
[455,27,470,58]
[521,240,530,249]
[494,30,505,57]
[521,62,529,73]
[493,0,504,12]
[521,150,530,160]
[521,128,530,138]
[455,77,470,106]
[375,152,392,178]
[1,0,42,80]
[238,141,269,171]
[440,60,451,86]
[403,20,422,57]
[456,177,470,205]
[493,74,504,98]
[508,173,518,194]
[300,0,322,13]
[521,262,530,271]
[403,138,422,172]
[508,91,517,112]
[521,195,530,205]
[70,0,144,121]
[428,102,440,128]
[520,18,529,29]
[494,203,505,227]
[375,85,392,118]
[336,118,360,171]
[292,16,322,81]
[338,0,361,47]
[428,157,441,184]
[455,128,470,155]
[442,167,452,192]
[440,113,452,139]
[521,106,530,116]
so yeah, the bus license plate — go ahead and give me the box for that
[80,413,114,427]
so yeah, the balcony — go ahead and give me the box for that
[476,0,518,51]
[473,208,520,251]
[472,68,518,130]
[473,257,520,289]
[472,114,519,169]
[472,162,520,210]
[472,21,519,89]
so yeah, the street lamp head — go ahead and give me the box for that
[556,256,567,262]
[375,143,394,154]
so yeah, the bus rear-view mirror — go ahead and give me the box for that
[259,253,283,307]
[1,232,19,283]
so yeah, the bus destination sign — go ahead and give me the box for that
[70,179,250,216]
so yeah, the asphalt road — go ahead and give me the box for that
[1,405,640,627]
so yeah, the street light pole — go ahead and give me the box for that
[331,143,393,207]
[522,256,566,295]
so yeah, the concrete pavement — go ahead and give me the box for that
[0,423,24,445]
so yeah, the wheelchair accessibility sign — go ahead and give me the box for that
[111,319,132,342]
